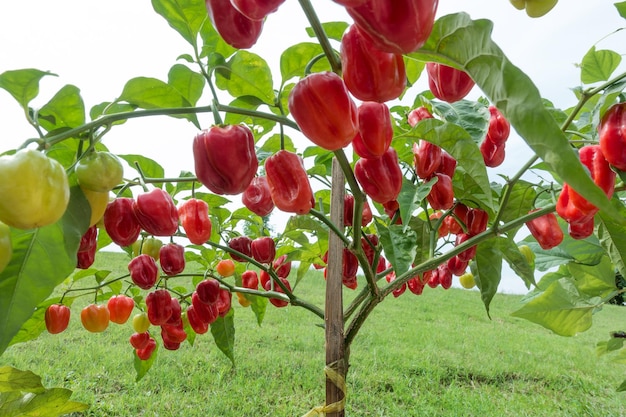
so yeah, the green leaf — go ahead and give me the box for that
[397,177,435,233]
[616,1,626,19]
[280,43,324,85]
[406,118,494,211]
[498,180,537,231]
[0,386,88,416]
[0,187,89,355]
[499,238,535,289]
[471,237,502,317]
[0,367,44,393]
[215,51,275,105]
[249,294,268,326]
[167,64,205,106]
[376,221,417,279]
[598,198,626,279]
[617,378,626,392]
[151,0,207,46]
[412,12,620,222]
[511,277,603,336]
[407,217,430,267]
[0,69,56,111]
[118,154,165,180]
[89,102,136,124]
[224,96,277,139]
[211,308,235,366]
[567,256,617,298]
[403,56,425,89]
[580,46,622,84]
[431,100,490,144]
[133,343,158,382]
[305,21,348,42]
[37,85,85,132]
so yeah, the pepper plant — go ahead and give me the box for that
[2,0,626,415]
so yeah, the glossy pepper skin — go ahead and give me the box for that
[288,72,358,151]
[228,236,253,262]
[426,173,454,210]
[340,24,406,103]
[352,102,394,159]
[556,184,594,226]
[265,150,315,214]
[568,145,615,214]
[354,148,403,204]
[76,225,98,269]
[146,289,174,326]
[107,295,135,325]
[480,136,506,168]
[426,63,475,103]
[486,106,511,146]
[346,0,439,54]
[193,125,258,195]
[45,304,71,334]
[525,210,564,250]
[128,254,159,290]
[343,194,373,227]
[250,236,275,264]
[242,176,274,217]
[159,243,186,276]
[205,0,264,49]
[599,102,626,171]
[133,189,179,236]
[230,0,285,20]
[178,198,212,245]
[413,141,442,180]
[104,198,141,247]
[407,106,433,128]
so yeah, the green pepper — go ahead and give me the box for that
[509,0,558,18]
[75,151,124,192]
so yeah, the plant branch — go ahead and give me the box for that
[297,0,342,74]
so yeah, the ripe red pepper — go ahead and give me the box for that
[466,208,488,236]
[215,288,232,317]
[265,150,315,214]
[146,289,173,326]
[186,305,209,335]
[128,254,159,290]
[386,270,407,298]
[136,337,157,361]
[568,217,594,240]
[241,270,259,290]
[599,102,626,171]
[288,72,358,151]
[354,147,403,204]
[228,235,253,262]
[340,24,406,103]
[165,297,182,326]
[107,295,135,325]
[273,254,292,278]
[438,263,453,289]
[486,106,511,146]
[413,141,442,180]
[45,304,71,334]
[193,124,258,195]
[263,277,291,307]
[192,292,218,324]
[196,278,221,305]
[133,189,179,236]
[346,0,439,54]
[480,136,506,168]
[250,236,276,264]
[352,102,394,159]
[242,176,275,217]
[447,255,468,276]
[343,194,373,227]
[525,210,564,250]
[159,243,186,276]
[426,63,475,103]
[438,151,457,179]
[408,275,426,294]
[455,233,477,262]
[104,198,141,247]
[568,145,615,215]
[76,225,98,269]
[407,106,433,127]
[361,234,379,266]
[205,0,264,49]
[230,0,285,20]
[178,198,212,245]
[129,332,151,349]
[426,173,454,210]
[556,184,595,226]
[341,248,359,290]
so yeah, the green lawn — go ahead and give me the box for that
[2,252,626,416]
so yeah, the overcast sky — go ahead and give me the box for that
[1,1,625,294]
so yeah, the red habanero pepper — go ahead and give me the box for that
[265,150,315,214]
[242,176,275,217]
[196,278,221,305]
[346,0,439,54]
[228,235,253,262]
[599,102,626,171]
[480,136,506,168]
[263,277,291,308]
[340,24,407,103]
[352,102,394,159]
[455,233,477,262]
[230,0,285,20]
[104,197,141,247]
[133,189,179,236]
[273,254,292,278]
[343,194,373,227]
[413,141,442,179]
[178,198,212,245]
[407,106,433,128]
[438,263,453,290]
[426,63,475,103]
[107,295,135,325]
[342,248,359,290]
[159,243,186,276]
[447,255,468,276]
[466,208,488,236]
[288,72,358,151]
[556,184,595,226]
[76,225,98,269]
[361,234,379,266]
[525,210,564,250]
[568,217,594,240]
[241,270,259,290]
[186,305,209,335]
[386,270,407,298]
[128,254,159,290]
[192,292,219,324]
[486,106,511,146]
[438,151,457,179]
[250,236,276,264]
[205,0,264,49]
[45,304,71,334]
[193,124,258,195]
[426,173,454,210]
[146,289,173,326]
[407,275,425,295]
[354,147,403,204]
[568,145,615,215]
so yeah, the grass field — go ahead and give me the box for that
[2,251,626,416]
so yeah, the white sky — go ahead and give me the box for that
[1,1,625,294]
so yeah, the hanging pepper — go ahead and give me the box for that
[76,225,98,269]
[568,145,615,215]
[426,173,454,210]
[599,102,626,171]
[205,0,264,49]
[133,189,179,237]
[250,236,276,264]
[480,136,506,168]
[407,106,433,128]
[525,210,564,250]
[426,63,475,103]
[344,194,373,227]
[265,150,315,214]
[159,243,186,276]
[146,289,173,326]
[346,0,439,54]
[128,254,159,290]
[556,184,594,226]
[486,105,511,146]
[412,141,442,180]
[230,0,285,20]
[193,124,258,195]
[568,217,594,240]
[438,151,457,178]
[340,24,407,103]
[104,198,141,247]
[178,198,212,245]
[242,176,275,217]
[288,72,358,151]
[352,102,394,159]
[228,235,253,262]
[354,147,403,204]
